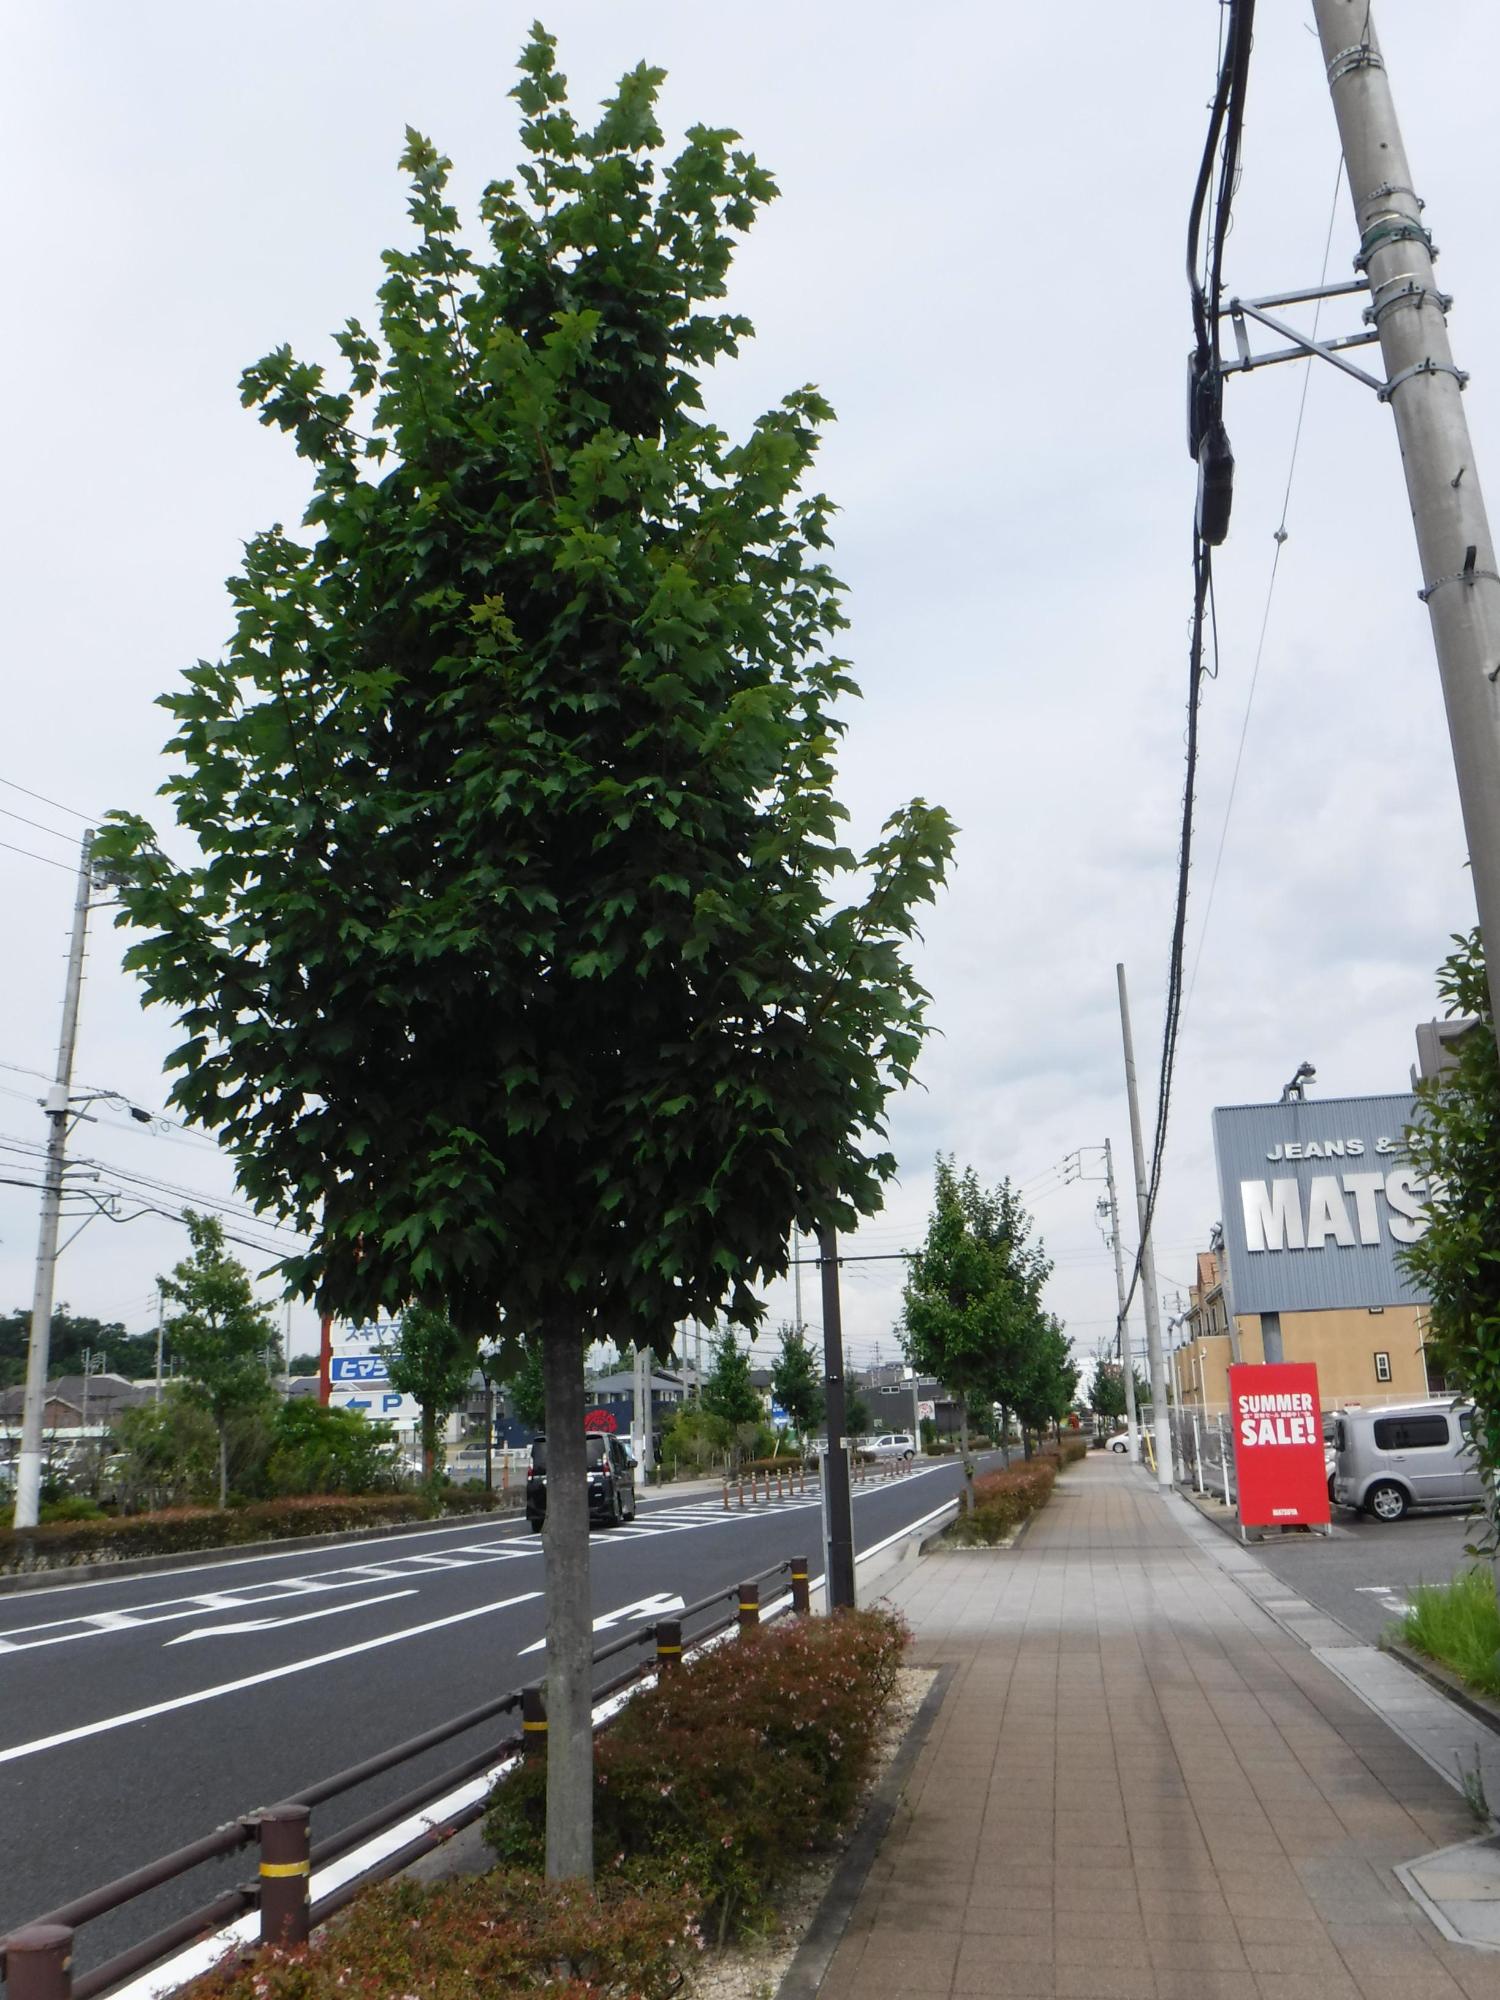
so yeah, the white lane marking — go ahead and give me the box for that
[93,1483,965,2000]
[516,1591,686,1656]
[165,1591,419,1645]
[0,1511,537,1602]
[0,1590,542,1766]
[1355,1584,1416,1616]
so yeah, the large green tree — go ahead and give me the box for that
[382,1306,473,1482]
[770,1321,824,1439]
[900,1159,1053,1506]
[96,31,950,1880]
[700,1328,763,1430]
[1402,929,1500,1539]
[159,1212,279,1505]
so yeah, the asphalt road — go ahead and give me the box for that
[0,1456,973,1974]
[1252,1500,1478,1643]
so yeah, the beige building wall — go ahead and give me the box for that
[1171,1304,1431,1410]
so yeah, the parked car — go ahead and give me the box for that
[525,1432,637,1531]
[1330,1401,1481,1522]
[1107,1431,1131,1454]
[869,1432,916,1461]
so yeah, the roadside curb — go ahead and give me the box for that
[0,1501,525,1595]
[777,1663,955,2000]
[1382,1635,1500,1739]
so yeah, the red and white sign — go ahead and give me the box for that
[1228,1362,1329,1528]
[583,1408,618,1433]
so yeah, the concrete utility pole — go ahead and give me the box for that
[15,832,94,1529]
[1313,1,1500,1025]
[1115,965,1173,1488]
[1102,1138,1140,1463]
[817,1225,857,1609]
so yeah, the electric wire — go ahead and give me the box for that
[1182,153,1346,1020]
[0,775,94,822]
[0,805,77,845]
[1118,0,1255,1341]
[0,838,75,873]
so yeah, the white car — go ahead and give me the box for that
[1107,1432,1130,1453]
[869,1432,916,1461]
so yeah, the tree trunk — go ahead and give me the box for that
[959,1397,974,1515]
[541,1326,593,1884]
[999,1406,1011,1470]
[217,1425,228,1510]
[421,1407,437,1484]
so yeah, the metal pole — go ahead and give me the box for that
[154,1283,165,1405]
[1312,2,1500,1024]
[15,832,93,1529]
[792,1227,803,1333]
[1116,964,1173,1489]
[817,1225,857,1609]
[1103,1138,1139,1464]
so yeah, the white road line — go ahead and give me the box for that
[165,1591,419,1645]
[100,1481,964,2000]
[0,1590,541,1766]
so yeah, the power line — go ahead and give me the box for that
[1183,152,1345,1018]
[0,776,94,823]
[0,805,77,846]
[0,838,75,873]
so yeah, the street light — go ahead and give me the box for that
[1279,1060,1317,1103]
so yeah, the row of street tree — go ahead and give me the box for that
[899,1158,1078,1507]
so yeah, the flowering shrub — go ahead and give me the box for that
[0,1489,515,1573]
[187,1870,694,2000]
[485,1607,909,1939]
[950,1459,1057,1544]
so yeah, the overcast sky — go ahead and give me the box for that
[2,3,1494,1382]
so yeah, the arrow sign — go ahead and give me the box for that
[517,1591,685,1657]
[166,1590,418,1644]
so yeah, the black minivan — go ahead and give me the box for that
[526,1432,638,1531]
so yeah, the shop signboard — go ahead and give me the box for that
[324,1319,421,1429]
[1212,1094,1428,1315]
[1228,1361,1329,1528]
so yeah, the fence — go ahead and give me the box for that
[1164,1407,1238,1506]
[0,1554,812,2000]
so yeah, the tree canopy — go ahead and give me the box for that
[1402,928,1500,1535]
[700,1328,763,1429]
[159,1212,279,1505]
[94,27,952,1882]
[770,1320,824,1437]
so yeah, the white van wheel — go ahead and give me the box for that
[1366,1480,1409,1523]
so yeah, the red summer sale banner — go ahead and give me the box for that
[1228,1362,1330,1528]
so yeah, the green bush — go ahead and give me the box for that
[1402,1567,1500,1696]
[264,1400,402,1496]
[949,1459,1057,1545]
[485,1607,908,1940]
[187,1870,695,2000]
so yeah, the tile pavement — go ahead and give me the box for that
[820,1452,1500,1999]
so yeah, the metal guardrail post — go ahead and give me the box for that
[655,1618,682,1672]
[790,1557,810,1615]
[5,1926,75,2000]
[257,1805,311,1949]
[738,1581,760,1634]
[522,1686,547,1758]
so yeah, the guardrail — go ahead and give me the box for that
[0,1554,811,2000]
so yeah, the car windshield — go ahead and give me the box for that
[529,1436,609,1472]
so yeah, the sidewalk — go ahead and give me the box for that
[823,1451,1499,2000]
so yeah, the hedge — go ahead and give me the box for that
[485,1606,909,1940]
[190,1871,696,2000]
[0,1488,516,1573]
[949,1459,1058,1545]
[187,1607,909,1999]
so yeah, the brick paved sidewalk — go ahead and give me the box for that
[822,1451,1500,2000]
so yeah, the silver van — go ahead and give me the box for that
[1330,1400,1483,1522]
